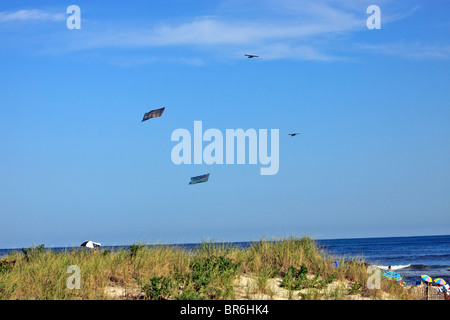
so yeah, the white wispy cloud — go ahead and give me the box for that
[61,1,366,62]
[0,9,65,23]
[78,17,360,48]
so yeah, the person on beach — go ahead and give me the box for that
[443,284,450,300]
[388,266,392,271]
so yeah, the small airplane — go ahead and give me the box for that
[288,133,301,137]
[245,54,259,59]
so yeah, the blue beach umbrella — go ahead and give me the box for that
[381,270,402,281]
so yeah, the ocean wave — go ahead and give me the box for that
[408,264,430,270]
[376,264,411,271]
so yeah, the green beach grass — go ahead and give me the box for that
[0,236,422,300]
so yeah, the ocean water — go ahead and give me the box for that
[316,235,450,285]
[1,235,449,286]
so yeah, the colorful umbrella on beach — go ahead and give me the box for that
[434,278,446,286]
[421,275,433,283]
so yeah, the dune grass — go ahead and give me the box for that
[0,236,422,300]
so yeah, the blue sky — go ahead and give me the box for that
[1,0,449,248]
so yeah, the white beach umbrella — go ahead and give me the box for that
[81,241,101,249]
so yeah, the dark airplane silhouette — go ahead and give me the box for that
[245,54,259,58]
[289,133,301,137]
